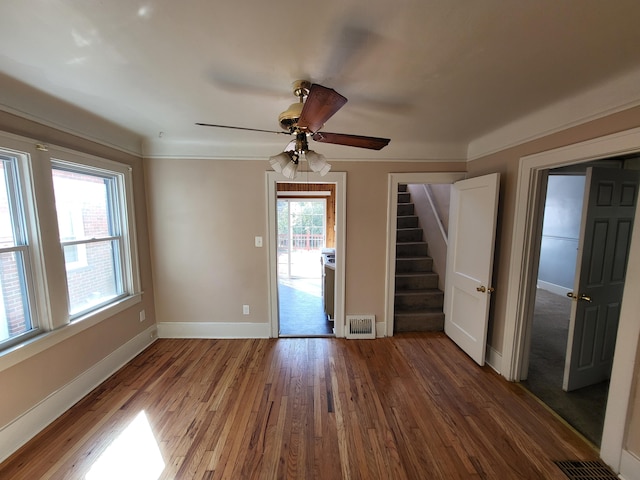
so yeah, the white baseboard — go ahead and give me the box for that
[536,281,571,297]
[620,450,640,480]
[376,322,386,337]
[157,321,271,338]
[485,344,502,373]
[0,325,157,464]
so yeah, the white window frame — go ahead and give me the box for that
[0,132,142,370]
[50,151,141,319]
[0,148,39,349]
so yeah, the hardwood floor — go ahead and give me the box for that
[0,333,598,479]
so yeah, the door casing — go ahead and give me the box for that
[266,171,346,338]
[385,172,466,337]
[501,126,640,471]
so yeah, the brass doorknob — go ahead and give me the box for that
[567,292,592,302]
[477,286,486,293]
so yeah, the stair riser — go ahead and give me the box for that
[397,216,418,229]
[396,242,428,257]
[395,292,444,310]
[397,203,414,216]
[397,228,423,243]
[395,274,439,290]
[394,313,444,332]
[398,192,411,203]
[396,257,433,272]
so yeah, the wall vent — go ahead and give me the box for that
[346,315,376,339]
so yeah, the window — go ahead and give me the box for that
[0,133,141,358]
[0,151,36,348]
[51,159,134,318]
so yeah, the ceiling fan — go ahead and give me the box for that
[196,80,390,178]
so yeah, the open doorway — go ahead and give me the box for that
[277,196,332,335]
[269,180,341,337]
[521,157,640,447]
[385,173,466,336]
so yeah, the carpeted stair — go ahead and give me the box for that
[394,184,445,332]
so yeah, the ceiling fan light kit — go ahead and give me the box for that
[197,79,389,177]
[281,159,299,179]
[306,150,331,176]
[268,151,293,173]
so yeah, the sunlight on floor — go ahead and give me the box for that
[85,410,164,480]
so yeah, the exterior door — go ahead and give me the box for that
[444,173,500,366]
[563,167,640,391]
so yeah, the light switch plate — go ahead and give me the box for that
[255,236,263,247]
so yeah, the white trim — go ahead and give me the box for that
[142,137,468,162]
[620,450,640,480]
[536,280,571,297]
[421,184,448,246]
[266,171,347,338]
[500,126,640,473]
[385,172,466,337]
[156,321,270,339]
[485,345,502,374]
[277,191,331,197]
[0,105,142,157]
[0,294,142,373]
[0,325,156,464]
[467,67,640,161]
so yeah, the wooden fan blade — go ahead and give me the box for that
[297,84,347,133]
[196,123,289,135]
[312,132,390,150]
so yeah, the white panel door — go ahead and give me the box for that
[444,173,500,366]
[563,167,640,391]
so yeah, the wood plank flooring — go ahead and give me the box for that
[0,333,599,479]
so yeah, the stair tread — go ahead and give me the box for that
[395,289,443,295]
[394,307,444,317]
[396,272,438,277]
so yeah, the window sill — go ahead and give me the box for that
[0,293,142,373]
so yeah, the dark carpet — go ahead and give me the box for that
[278,278,333,336]
[522,288,609,446]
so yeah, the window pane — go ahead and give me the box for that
[0,250,33,342]
[0,159,18,248]
[52,169,111,241]
[65,240,122,315]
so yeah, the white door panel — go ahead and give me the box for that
[444,173,500,366]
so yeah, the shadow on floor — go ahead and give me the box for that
[278,277,333,336]
[522,288,608,446]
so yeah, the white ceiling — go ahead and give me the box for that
[1,0,640,161]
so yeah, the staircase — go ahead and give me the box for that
[394,184,445,332]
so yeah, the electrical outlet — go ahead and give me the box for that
[139,310,146,322]
[243,304,250,315]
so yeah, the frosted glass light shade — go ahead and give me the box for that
[281,160,299,179]
[269,152,291,173]
[306,150,331,176]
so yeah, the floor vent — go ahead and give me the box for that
[555,460,618,480]
[346,315,376,339]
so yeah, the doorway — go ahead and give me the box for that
[502,127,640,472]
[277,197,332,336]
[385,172,466,336]
[266,172,346,338]
[522,163,637,446]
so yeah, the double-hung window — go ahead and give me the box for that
[51,159,134,318]
[0,150,36,348]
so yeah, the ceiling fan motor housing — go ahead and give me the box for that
[278,80,311,132]
[278,102,303,132]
